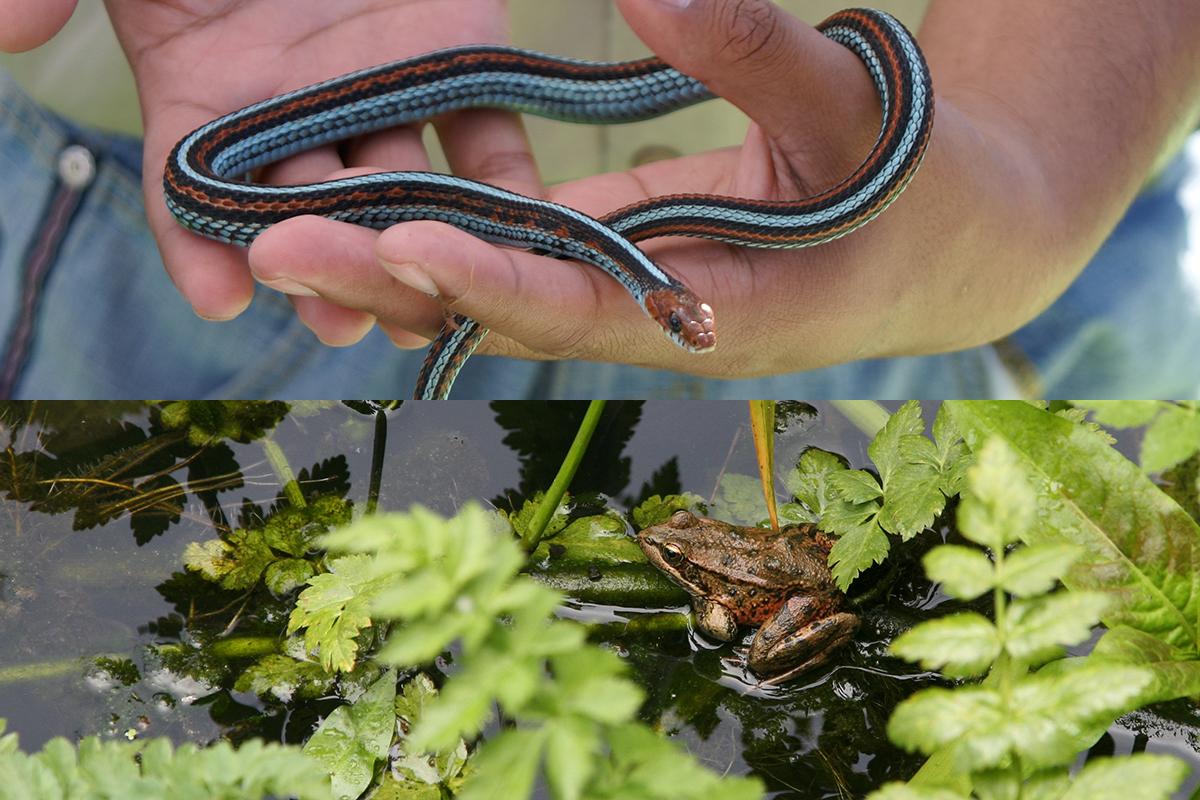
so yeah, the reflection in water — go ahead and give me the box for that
[0,401,1193,798]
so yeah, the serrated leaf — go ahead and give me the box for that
[868,401,925,485]
[998,544,1078,597]
[629,493,707,530]
[288,555,378,672]
[303,669,397,800]
[829,524,890,591]
[455,729,546,800]
[544,716,599,800]
[955,438,1035,551]
[828,469,884,504]
[877,457,946,539]
[923,546,995,600]
[785,447,850,518]
[1141,405,1200,473]
[1005,592,1109,665]
[1060,754,1186,800]
[265,558,316,595]
[1074,401,1163,428]
[889,613,1000,677]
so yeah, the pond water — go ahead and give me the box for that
[0,401,1196,799]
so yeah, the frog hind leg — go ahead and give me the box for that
[747,594,858,685]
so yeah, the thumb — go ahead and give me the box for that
[615,0,880,174]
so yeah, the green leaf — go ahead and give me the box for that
[544,717,599,800]
[709,473,769,526]
[955,437,1035,552]
[288,555,378,673]
[784,447,851,519]
[948,401,1200,654]
[1060,754,1188,800]
[867,784,970,800]
[1091,625,1200,704]
[878,438,946,538]
[602,723,764,800]
[889,663,1150,772]
[531,511,643,565]
[828,523,890,592]
[1004,592,1110,665]
[1073,401,1163,428]
[868,401,925,485]
[235,654,333,702]
[889,613,1000,677]
[456,729,546,800]
[506,493,570,541]
[997,543,1078,597]
[630,493,707,530]
[922,546,995,600]
[392,675,469,794]
[1141,404,1200,474]
[829,469,883,504]
[265,558,316,595]
[303,669,397,800]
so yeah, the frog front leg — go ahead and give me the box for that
[747,593,858,685]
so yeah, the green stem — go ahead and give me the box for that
[523,400,606,549]
[832,401,892,437]
[263,435,305,509]
[366,409,388,515]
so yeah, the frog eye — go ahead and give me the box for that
[663,542,685,564]
[668,510,695,528]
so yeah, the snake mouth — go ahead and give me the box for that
[644,288,716,353]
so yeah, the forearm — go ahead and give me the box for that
[923,0,1200,272]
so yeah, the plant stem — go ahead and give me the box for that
[832,401,892,437]
[263,435,305,509]
[366,408,388,515]
[523,400,606,549]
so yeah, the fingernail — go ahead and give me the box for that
[381,260,440,297]
[256,276,319,297]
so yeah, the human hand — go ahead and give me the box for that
[0,0,78,52]
[102,0,540,341]
[247,0,1200,378]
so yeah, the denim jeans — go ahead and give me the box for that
[2,68,1197,399]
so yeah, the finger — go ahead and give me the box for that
[615,0,880,175]
[248,215,445,337]
[290,295,376,347]
[341,125,431,171]
[435,110,544,197]
[0,0,76,52]
[375,221,690,364]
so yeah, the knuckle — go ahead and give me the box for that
[715,0,784,68]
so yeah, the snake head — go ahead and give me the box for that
[643,288,715,353]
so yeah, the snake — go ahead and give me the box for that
[164,7,933,399]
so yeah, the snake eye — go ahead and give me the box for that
[663,543,685,564]
[668,312,682,334]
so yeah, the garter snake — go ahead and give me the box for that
[164,7,933,399]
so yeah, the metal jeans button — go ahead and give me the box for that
[57,144,96,189]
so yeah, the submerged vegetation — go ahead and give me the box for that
[1,400,1199,798]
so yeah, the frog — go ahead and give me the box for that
[637,509,858,684]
